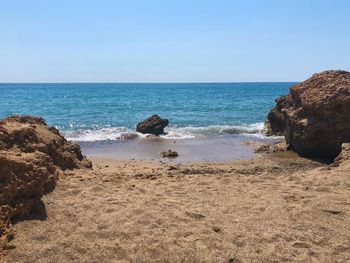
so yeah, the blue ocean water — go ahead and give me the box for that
[0,83,292,141]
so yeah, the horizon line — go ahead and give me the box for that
[0,81,299,84]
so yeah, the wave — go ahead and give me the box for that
[64,123,266,142]
[63,127,144,142]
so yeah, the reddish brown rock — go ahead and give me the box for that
[0,116,91,170]
[266,70,350,158]
[0,115,91,252]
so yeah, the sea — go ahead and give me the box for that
[0,83,293,162]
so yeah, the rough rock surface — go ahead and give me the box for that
[0,116,91,253]
[136,115,169,135]
[266,70,350,158]
[255,142,289,154]
[161,150,179,158]
[265,96,290,136]
[333,143,350,167]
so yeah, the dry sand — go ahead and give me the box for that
[3,153,350,263]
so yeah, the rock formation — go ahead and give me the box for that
[254,142,289,154]
[0,116,91,252]
[333,143,350,167]
[161,150,179,158]
[265,96,290,136]
[136,115,169,135]
[266,70,350,158]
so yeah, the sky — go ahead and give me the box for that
[0,0,349,82]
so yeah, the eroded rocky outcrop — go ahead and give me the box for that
[0,116,91,253]
[136,115,169,135]
[266,70,350,158]
[265,96,291,136]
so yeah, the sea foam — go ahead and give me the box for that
[64,123,266,142]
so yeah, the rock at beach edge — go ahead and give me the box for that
[0,115,91,252]
[265,70,350,158]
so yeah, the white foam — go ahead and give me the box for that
[65,122,267,142]
[162,123,265,137]
[64,127,141,142]
[160,130,196,139]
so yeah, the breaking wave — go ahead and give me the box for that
[64,123,266,142]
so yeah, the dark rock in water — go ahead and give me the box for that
[0,115,91,251]
[120,133,139,140]
[136,115,169,135]
[161,150,178,158]
[265,70,350,158]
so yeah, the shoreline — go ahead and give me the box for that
[63,122,267,142]
[78,135,281,163]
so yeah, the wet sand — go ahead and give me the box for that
[4,152,350,262]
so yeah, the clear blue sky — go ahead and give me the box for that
[0,0,349,82]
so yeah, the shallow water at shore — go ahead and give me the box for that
[80,135,276,163]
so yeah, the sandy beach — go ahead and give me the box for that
[3,151,350,263]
